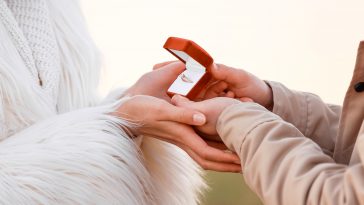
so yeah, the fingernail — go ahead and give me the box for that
[174,95,183,100]
[193,114,206,124]
[234,160,241,165]
[172,95,180,103]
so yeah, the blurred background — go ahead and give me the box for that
[80,0,364,204]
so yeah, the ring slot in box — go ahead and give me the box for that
[164,37,214,99]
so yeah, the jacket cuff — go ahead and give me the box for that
[216,102,280,154]
[265,81,309,134]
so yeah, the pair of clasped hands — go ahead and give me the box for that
[118,61,273,173]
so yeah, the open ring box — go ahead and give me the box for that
[164,37,214,100]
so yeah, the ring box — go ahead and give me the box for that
[164,37,214,100]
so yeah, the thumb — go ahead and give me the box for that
[154,62,186,86]
[171,95,207,125]
[158,61,185,75]
[172,94,206,110]
[171,95,195,108]
[153,60,178,70]
[211,64,243,84]
[163,102,206,125]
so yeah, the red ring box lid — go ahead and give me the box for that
[164,37,214,99]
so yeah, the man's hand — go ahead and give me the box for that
[116,95,242,172]
[152,62,273,109]
[204,64,273,109]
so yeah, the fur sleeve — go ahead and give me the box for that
[0,97,206,205]
[0,101,154,205]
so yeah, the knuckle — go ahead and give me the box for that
[152,64,159,69]
[177,110,187,122]
[155,102,164,113]
[199,161,208,170]
[140,72,153,81]
[199,147,208,160]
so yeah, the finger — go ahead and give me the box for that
[153,60,178,70]
[179,144,241,172]
[162,101,206,125]
[216,90,235,98]
[142,135,241,172]
[195,77,219,101]
[155,62,186,85]
[147,121,241,164]
[203,81,228,99]
[239,97,254,102]
[205,140,229,150]
[175,127,241,164]
[154,120,241,164]
[170,95,206,122]
[171,95,199,110]
[156,61,185,75]
[218,92,227,97]
[211,64,245,84]
[195,142,241,164]
[153,62,186,87]
[171,94,190,104]
[225,91,235,98]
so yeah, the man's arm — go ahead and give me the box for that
[267,81,341,156]
[218,103,363,205]
[197,63,341,156]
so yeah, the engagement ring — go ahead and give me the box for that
[180,73,194,83]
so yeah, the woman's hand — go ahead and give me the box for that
[171,95,249,137]
[116,95,242,172]
[124,61,184,101]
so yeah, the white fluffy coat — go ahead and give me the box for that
[0,0,205,204]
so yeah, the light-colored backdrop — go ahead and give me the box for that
[80,0,364,204]
[81,0,364,105]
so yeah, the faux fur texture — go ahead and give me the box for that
[0,102,153,205]
[0,0,206,204]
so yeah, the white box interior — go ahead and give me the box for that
[167,49,206,96]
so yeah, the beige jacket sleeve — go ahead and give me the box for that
[266,81,342,156]
[217,103,364,205]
